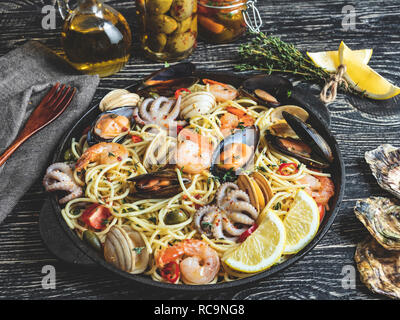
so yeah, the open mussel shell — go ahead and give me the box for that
[239,75,293,107]
[282,111,333,163]
[87,107,135,146]
[211,126,260,179]
[355,236,400,300]
[355,197,400,250]
[128,62,197,96]
[129,169,191,198]
[136,76,199,98]
[365,144,400,199]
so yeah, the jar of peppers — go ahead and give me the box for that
[197,0,261,44]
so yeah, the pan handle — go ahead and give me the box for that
[40,199,97,267]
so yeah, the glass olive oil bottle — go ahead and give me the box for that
[58,0,132,77]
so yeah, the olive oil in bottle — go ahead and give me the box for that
[59,0,132,77]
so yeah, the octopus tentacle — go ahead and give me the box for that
[220,190,250,209]
[226,201,259,220]
[221,213,246,237]
[228,212,255,225]
[216,182,238,206]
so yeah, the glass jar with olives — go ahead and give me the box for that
[197,0,262,44]
[136,0,198,62]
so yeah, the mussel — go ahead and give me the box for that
[211,125,260,179]
[129,62,198,98]
[129,169,191,198]
[240,75,293,107]
[269,105,309,138]
[87,107,135,146]
[266,111,333,169]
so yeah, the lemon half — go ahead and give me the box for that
[339,42,400,100]
[283,190,320,254]
[223,210,286,273]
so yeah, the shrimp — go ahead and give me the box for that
[298,173,335,208]
[155,239,220,285]
[203,79,238,102]
[175,128,214,174]
[220,107,255,137]
[76,142,129,172]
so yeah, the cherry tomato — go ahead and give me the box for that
[318,204,325,222]
[81,204,111,230]
[174,88,191,99]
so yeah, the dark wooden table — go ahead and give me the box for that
[0,0,399,300]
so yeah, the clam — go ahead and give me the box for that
[211,125,260,179]
[266,111,333,169]
[129,169,191,198]
[180,91,216,119]
[87,107,135,146]
[240,75,293,107]
[355,197,400,251]
[237,173,272,214]
[99,89,141,112]
[355,237,400,300]
[365,144,400,199]
[104,225,149,274]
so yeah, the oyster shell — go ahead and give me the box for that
[365,144,400,199]
[354,197,400,250]
[355,237,400,300]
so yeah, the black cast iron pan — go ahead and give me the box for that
[41,63,344,291]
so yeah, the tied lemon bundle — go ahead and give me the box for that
[237,33,400,103]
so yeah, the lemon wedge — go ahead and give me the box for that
[307,47,372,73]
[223,210,286,273]
[283,190,319,255]
[339,41,400,99]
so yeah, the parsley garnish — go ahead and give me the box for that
[273,202,282,210]
[133,247,145,254]
[101,219,109,226]
[237,122,245,130]
[201,222,212,230]
[108,152,115,157]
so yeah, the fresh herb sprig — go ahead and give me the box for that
[236,32,359,96]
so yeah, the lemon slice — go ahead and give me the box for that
[307,47,372,73]
[339,41,400,100]
[283,190,319,255]
[223,210,286,273]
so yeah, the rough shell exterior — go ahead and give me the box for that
[355,237,400,300]
[354,197,400,250]
[365,144,400,199]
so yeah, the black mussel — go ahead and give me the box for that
[265,132,329,169]
[128,62,196,93]
[282,111,333,163]
[211,126,260,180]
[240,75,293,107]
[129,169,191,198]
[136,76,199,98]
[87,107,136,146]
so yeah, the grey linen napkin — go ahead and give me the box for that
[0,41,100,223]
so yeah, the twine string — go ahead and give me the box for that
[320,64,348,103]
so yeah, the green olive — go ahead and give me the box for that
[170,0,195,21]
[83,230,102,253]
[150,14,178,34]
[147,0,173,14]
[148,33,167,52]
[175,16,192,33]
[164,210,188,225]
[64,148,74,161]
[167,31,196,53]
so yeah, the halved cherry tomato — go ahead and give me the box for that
[174,88,191,99]
[318,204,325,222]
[277,162,298,176]
[131,135,143,143]
[161,261,180,283]
[238,223,258,243]
[176,125,184,135]
[81,204,111,230]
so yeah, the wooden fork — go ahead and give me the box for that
[0,83,77,166]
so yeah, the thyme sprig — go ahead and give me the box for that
[236,32,360,96]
